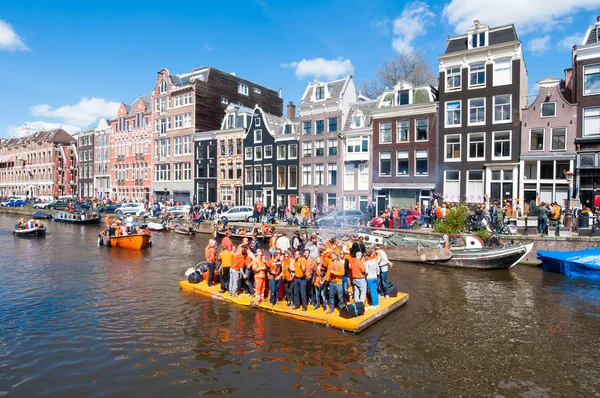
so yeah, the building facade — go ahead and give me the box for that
[0,129,77,199]
[110,95,152,202]
[437,21,527,204]
[298,76,356,211]
[193,132,217,204]
[519,77,577,205]
[569,17,600,207]
[152,67,282,204]
[371,82,438,213]
[94,119,112,200]
[72,127,95,199]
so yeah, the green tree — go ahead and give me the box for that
[433,204,469,234]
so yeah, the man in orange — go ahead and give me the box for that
[205,239,217,287]
[252,249,267,302]
[349,252,367,304]
[291,250,307,311]
[267,251,282,306]
[217,246,233,294]
[327,252,345,313]
[281,252,294,306]
[221,230,233,251]
[304,249,317,307]
[230,246,245,297]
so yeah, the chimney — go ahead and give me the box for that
[287,101,296,119]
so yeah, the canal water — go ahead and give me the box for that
[1,215,599,397]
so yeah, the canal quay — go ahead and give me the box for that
[1,211,600,396]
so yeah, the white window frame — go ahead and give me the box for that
[583,107,600,136]
[314,140,325,157]
[254,146,263,161]
[397,120,409,143]
[583,64,600,96]
[492,131,511,160]
[238,83,249,96]
[264,164,273,185]
[468,97,485,126]
[529,129,545,151]
[445,101,461,128]
[396,150,409,176]
[379,151,392,177]
[245,147,253,160]
[469,31,487,49]
[444,170,461,201]
[493,59,512,86]
[302,142,312,158]
[302,164,312,186]
[288,144,297,159]
[277,145,286,160]
[467,132,485,161]
[254,129,262,143]
[446,67,461,91]
[550,127,567,151]
[469,63,486,89]
[288,165,297,189]
[254,165,263,184]
[444,134,461,162]
[327,163,337,186]
[379,122,392,144]
[344,164,354,191]
[540,102,557,118]
[415,119,428,142]
[415,150,428,176]
[493,94,512,123]
[264,145,273,159]
[314,164,325,186]
[466,170,484,200]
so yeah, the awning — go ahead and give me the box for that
[372,183,435,190]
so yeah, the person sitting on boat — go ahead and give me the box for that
[36,220,44,228]
[80,213,86,221]
[115,223,123,236]
[27,219,36,229]
[126,215,134,227]
[238,228,246,235]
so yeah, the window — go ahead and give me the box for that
[221,97,228,104]
[493,59,511,86]
[221,186,233,201]
[471,32,486,48]
[302,165,312,185]
[446,101,461,127]
[352,115,363,128]
[183,163,191,180]
[315,86,325,100]
[277,145,286,160]
[415,119,428,141]
[264,145,272,159]
[245,166,252,184]
[468,133,485,160]
[397,151,409,176]
[274,166,285,189]
[584,65,600,95]
[469,64,485,87]
[415,150,428,176]
[316,120,324,134]
[493,131,511,159]
[254,165,263,184]
[289,144,297,159]
[467,171,484,200]
[254,146,262,161]
[254,129,262,143]
[541,102,556,117]
[346,136,368,153]
[580,153,595,167]
[236,138,242,155]
[397,90,410,105]
[183,93,193,104]
[444,171,460,201]
[160,79,166,93]
[445,135,461,161]
[155,164,170,181]
[328,117,338,132]
[284,124,292,134]
[303,121,312,135]
[220,164,226,179]
[253,87,261,94]
[555,161,569,180]
[327,139,338,156]
[379,152,391,176]
[469,98,485,125]
[264,164,273,184]
[540,161,553,179]
[245,147,253,160]
[530,129,544,151]
[446,67,461,91]
[236,163,242,179]
[255,117,261,127]
[524,162,537,179]
[238,83,248,95]
[174,96,182,107]
[344,164,354,190]
[174,137,182,155]
[380,122,392,143]
[344,196,356,210]
[289,166,297,189]
[328,163,337,185]
[227,139,234,155]
[315,164,324,185]
[493,95,511,122]
[183,113,192,127]
[220,140,226,156]
[358,164,368,190]
[551,128,566,151]
[302,142,312,158]
[314,140,324,157]
[397,120,409,142]
[584,107,600,136]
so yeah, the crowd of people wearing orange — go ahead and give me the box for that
[103,216,150,237]
[204,232,392,314]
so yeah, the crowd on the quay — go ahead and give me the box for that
[203,230,393,313]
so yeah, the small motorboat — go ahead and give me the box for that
[537,248,600,278]
[147,222,170,231]
[98,233,152,249]
[32,210,53,220]
[174,224,195,235]
[14,226,47,237]
[54,210,101,224]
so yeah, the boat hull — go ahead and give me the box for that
[100,234,151,249]
[537,248,600,278]
[438,243,533,269]
[385,246,453,263]
[14,227,46,237]
[54,211,100,224]
[216,230,271,240]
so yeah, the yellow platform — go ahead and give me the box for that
[179,279,409,333]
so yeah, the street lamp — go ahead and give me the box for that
[564,170,575,228]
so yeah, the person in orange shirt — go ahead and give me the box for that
[281,251,294,306]
[303,250,317,308]
[267,251,282,306]
[327,253,345,313]
[230,246,245,297]
[205,239,217,287]
[218,247,234,294]
[313,257,328,310]
[221,230,233,251]
[252,249,267,302]
[242,247,255,296]
[291,250,307,311]
[349,252,367,304]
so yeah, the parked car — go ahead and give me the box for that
[98,204,120,214]
[312,210,369,227]
[371,209,420,228]
[114,203,146,216]
[166,205,191,216]
[33,201,51,209]
[45,199,72,211]
[220,206,254,222]
[2,198,26,207]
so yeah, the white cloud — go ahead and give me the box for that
[558,34,582,50]
[281,57,354,80]
[30,97,120,127]
[6,121,81,138]
[204,43,214,52]
[0,19,29,51]
[390,2,435,53]
[528,35,551,55]
[443,0,600,33]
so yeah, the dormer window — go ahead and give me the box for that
[284,124,292,134]
[315,86,325,100]
[471,32,486,48]
[397,90,410,105]
[227,114,235,129]
[352,115,363,128]
[160,79,167,94]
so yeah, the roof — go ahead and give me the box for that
[584,22,600,44]
[301,75,352,103]
[445,25,518,54]
[0,128,76,148]
[252,105,296,137]
[343,100,378,130]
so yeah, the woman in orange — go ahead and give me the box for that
[252,249,267,302]
[281,252,294,306]
[314,257,328,310]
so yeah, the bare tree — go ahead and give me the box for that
[360,50,437,99]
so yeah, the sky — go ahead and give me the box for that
[0,0,599,138]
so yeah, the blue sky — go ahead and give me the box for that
[0,0,599,137]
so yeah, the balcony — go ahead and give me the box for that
[345,151,369,162]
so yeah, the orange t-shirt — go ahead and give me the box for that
[349,257,366,279]
[218,250,234,268]
[232,253,244,271]
[267,260,281,279]
[281,258,292,280]
[253,257,266,278]
[205,245,216,263]
[293,258,306,278]
[328,260,345,283]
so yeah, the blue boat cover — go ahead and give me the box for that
[537,248,600,279]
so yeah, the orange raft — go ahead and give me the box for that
[99,234,152,249]
[179,279,409,333]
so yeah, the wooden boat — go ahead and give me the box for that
[385,245,453,263]
[537,248,600,278]
[98,233,152,249]
[179,278,409,333]
[147,222,170,231]
[13,226,46,237]
[54,210,101,224]
[174,224,195,235]
[32,210,53,219]
[436,243,533,269]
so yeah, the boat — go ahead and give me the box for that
[537,248,600,278]
[54,210,101,224]
[13,226,47,237]
[32,210,53,219]
[215,228,271,240]
[174,224,195,235]
[437,243,534,269]
[147,222,170,231]
[98,233,152,249]
[179,277,409,333]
